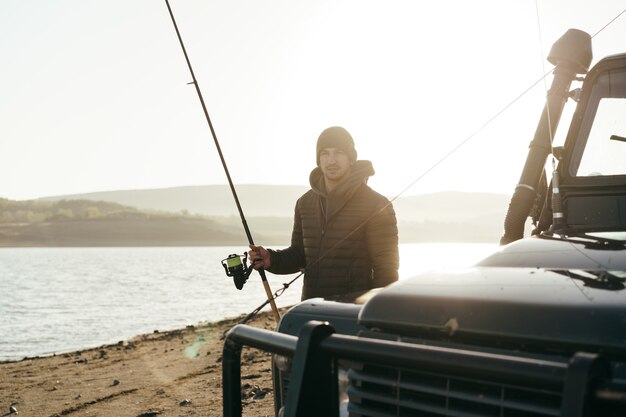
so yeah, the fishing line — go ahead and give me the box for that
[230,272,303,331]
[534,0,554,146]
[169,5,625,325]
[244,6,626,322]
[390,5,626,209]
[164,0,281,323]
[535,5,626,233]
[534,0,560,231]
[592,8,626,38]
[237,6,626,323]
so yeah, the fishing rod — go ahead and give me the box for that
[226,272,302,334]
[164,0,281,323]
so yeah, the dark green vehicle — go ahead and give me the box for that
[223,29,626,417]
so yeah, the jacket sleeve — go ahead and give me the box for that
[366,199,399,288]
[267,199,306,274]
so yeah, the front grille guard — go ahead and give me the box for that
[222,320,624,417]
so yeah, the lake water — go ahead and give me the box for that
[0,243,497,361]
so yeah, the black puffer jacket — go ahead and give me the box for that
[268,160,399,300]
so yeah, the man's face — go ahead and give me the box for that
[319,147,352,185]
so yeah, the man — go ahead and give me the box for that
[249,126,399,300]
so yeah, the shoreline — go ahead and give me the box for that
[0,310,284,416]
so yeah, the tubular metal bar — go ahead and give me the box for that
[222,337,243,417]
[222,321,612,417]
[561,352,610,417]
[226,324,298,356]
[283,322,339,417]
[223,325,298,417]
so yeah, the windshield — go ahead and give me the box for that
[570,67,626,177]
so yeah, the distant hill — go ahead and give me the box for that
[393,192,510,223]
[40,185,309,218]
[0,217,261,247]
[35,186,516,243]
[40,186,510,221]
[393,192,512,242]
[0,197,286,247]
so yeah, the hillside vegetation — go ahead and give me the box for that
[0,198,142,223]
[0,198,287,247]
[1,187,515,246]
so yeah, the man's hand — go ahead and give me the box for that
[248,245,271,269]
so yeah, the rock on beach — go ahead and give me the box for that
[0,310,285,417]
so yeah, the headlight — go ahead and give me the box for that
[337,359,362,417]
[273,353,292,372]
[337,363,350,417]
[273,355,357,417]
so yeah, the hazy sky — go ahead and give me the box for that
[1,1,625,201]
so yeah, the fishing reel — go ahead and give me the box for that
[221,253,253,290]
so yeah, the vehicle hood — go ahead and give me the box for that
[359,237,626,352]
[477,235,626,270]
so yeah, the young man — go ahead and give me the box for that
[249,126,399,300]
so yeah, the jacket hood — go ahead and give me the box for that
[309,160,375,199]
[309,160,375,222]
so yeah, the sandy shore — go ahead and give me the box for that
[0,310,285,417]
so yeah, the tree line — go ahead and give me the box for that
[0,198,197,223]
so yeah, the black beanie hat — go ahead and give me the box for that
[316,126,357,165]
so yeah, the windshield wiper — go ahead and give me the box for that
[540,231,626,250]
[610,134,626,142]
[551,269,626,291]
[569,232,626,250]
